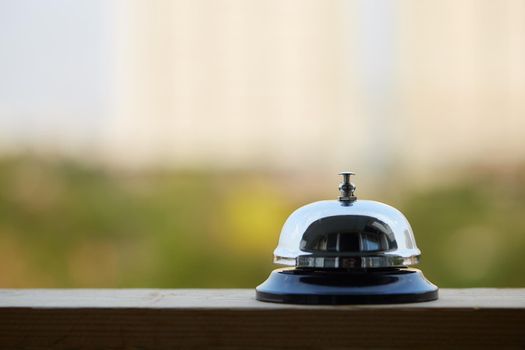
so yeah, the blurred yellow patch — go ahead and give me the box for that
[219,179,288,255]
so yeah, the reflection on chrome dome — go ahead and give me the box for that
[300,215,397,253]
[273,172,421,269]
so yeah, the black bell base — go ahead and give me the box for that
[256,267,438,305]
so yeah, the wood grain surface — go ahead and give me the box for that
[0,289,523,349]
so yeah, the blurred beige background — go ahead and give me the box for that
[0,0,524,288]
[108,0,525,176]
[1,0,524,174]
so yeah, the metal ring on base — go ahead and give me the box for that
[256,267,438,305]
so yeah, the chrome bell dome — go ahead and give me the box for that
[273,172,420,269]
[256,171,438,305]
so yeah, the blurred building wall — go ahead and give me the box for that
[107,0,525,173]
[0,1,524,173]
[109,0,360,170]
[398,0,525,174]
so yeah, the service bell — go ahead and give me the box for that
[256,172,438,304]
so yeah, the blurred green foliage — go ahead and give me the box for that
[0,155,524,287]
[401,172,525,287]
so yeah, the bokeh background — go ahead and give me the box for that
[0,0,524,288]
